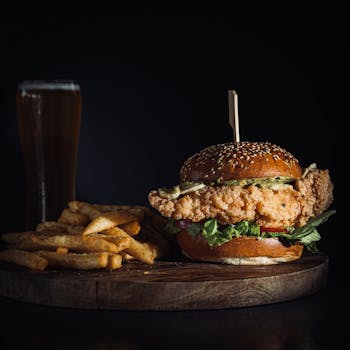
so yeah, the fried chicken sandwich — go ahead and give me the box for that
[148,141,335,265]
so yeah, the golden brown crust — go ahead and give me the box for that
[176,230,303,264]
[180,142,302,183]
[149,185,302,227]
[149,169,333,228]
[295,169,334,226]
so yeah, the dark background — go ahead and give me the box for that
[0,6,344,260]
[0,6,347,348]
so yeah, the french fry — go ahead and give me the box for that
[83,211,137,236]
[35,251,109,270]
[65,225,85,235]
[10,234,127,254]
[36,222,84,235]
[36,221,68,234]
[143,242,170,260]
[56,247,69,254]
[139,223,175,258]
[120,251,135,261]
[105,227,154,265]
[120,220,141,236]
[68,201,102,220]
[2,231,37,244]
[89,233,131,249]
[93,204,155,221]
[0,249,48,270]
[107,254,122,270]
[1,201,171,271]
[58,208,90,226]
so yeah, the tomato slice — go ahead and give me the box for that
[260,227,288,233]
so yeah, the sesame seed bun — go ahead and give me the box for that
[180,141,302,183]
[176,230,304,265]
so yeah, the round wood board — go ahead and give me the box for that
[0,254,328,311]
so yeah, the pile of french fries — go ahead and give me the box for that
[0,201,173,271]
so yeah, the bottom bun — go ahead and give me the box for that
[176,230,304,265]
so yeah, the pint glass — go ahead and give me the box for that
[16,80,82,229]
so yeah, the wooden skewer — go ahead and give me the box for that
[228,90,240,143]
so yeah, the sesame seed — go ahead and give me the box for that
[179,141,299,180]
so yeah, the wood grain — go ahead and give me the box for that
[0,254,328,310]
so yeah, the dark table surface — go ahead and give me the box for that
[0,278,345,350]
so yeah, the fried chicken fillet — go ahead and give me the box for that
[149,168,333,228]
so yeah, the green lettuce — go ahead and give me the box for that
[202,219,260,246]
[164,210,335,251]
[285,210,336,252]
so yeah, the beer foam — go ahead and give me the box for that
[18,80,80,92]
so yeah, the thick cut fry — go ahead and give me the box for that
[1,202,172,271]
[65,225,85,235]
[2,231,37,244]
[68,201,102,220]
[36,222,67,234]
[120,251,135,261]
[107,254,122,270]
[0,249,48,270]
[11,234,126,253]
[120,220,141,236]
[35,251,109,270]
[89,233,131,249]
[105,227,154,265]
[58,208,90,226]
[120,208,145,221]
[93,204,155,221]
[36,222,84,236]
[56,247,69,254]
[83,211,137,236]
[142,242,167,260]
[139,223,175,259]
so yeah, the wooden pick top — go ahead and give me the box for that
[228,90,240,143]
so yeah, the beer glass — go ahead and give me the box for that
[16,80,82,229]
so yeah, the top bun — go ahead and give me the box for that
[180,141,302,183]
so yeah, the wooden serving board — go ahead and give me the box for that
[0,254,328,311]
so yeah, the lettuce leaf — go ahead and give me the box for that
[201,219,231,246]
[163,210,336,250]
[286,210,336,252]
[202,219,260,246]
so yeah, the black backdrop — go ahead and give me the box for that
[0,7,345,277]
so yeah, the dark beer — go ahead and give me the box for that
[16,81,82,229]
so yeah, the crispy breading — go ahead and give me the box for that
[148,169,333,228]
[295,169,334,225]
